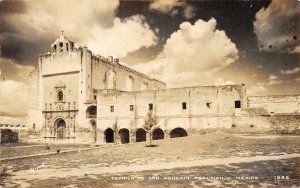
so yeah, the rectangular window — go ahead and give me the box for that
[206,102,211,109]
[93,95,97,100]
[182,102,187,110]
[110,106,114,112]
[130,105,134,111]
[235,100,241,108]
[149,103,153,111]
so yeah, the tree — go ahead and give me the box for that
[143,111,159,147]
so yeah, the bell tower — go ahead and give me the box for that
[51,30,74,54]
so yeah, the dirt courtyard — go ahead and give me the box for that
[1,134,299,187]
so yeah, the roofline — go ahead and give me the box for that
[248,94,300,98]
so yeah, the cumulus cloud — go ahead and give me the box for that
[87,15,158,57]
[1,0,158,62]
[254,0,300,53]
[265,74,283,86]
[268,74,278,80]
[280,67,300,75]
[0,80,28,123]
[134,18,239,87]
[0,58,33,123]
[247,83,266,95]
[0,58,34,82]
[149,0,195,18]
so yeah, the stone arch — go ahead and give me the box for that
[59,42,63,52]
[54,118,66,139]
[119,128,130,144]
[136,128,146,142]
[86,105,97,118]
[170,127,188,138]
[53,45,57,53]
[104,128,114,143]
[152,128,164,140]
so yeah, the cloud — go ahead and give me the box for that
[247,83,266,95]
[254,0,300,53]
[87,15,158,57]
[134,18,239,87]
[0,58,34,82]
[266,74,283,86]
[268,74,278,80]
[0,80,28,122]
[149,0,195,18]
[280,67,300,75]
[0,58,34,123]
[0,0,158,64]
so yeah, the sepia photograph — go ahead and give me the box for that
[0,0,299,187]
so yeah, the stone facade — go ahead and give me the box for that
[28,33,165,143]
[28,34,300,144]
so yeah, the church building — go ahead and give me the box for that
[28,33,300,144]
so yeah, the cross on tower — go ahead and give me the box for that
[61,30,64,36]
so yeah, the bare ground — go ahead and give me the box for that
[1,134,299,187]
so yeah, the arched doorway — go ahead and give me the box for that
[104,128,114,143]
[152,128,164,140]
[55,119,66,139]
[86,106,97,118]
[136,128,146,142]
[119,128,129,144]
[170,127,188,138]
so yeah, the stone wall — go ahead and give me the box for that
[248,95,300,114]
[96,85,246,141]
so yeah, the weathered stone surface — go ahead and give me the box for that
[26,33,300,144]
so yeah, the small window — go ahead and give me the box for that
[66,43,69,51]
[110,106,114,112]
[206,102,211,109]
[57,91,64,101]
[182,102,187,110]
[93,95,97,100]
[149,103,153,111]
[235,100,241,108]
[130,105,134,111]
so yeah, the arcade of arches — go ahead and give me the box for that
[103,127,188,144]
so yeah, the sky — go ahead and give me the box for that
[0,0,299,124]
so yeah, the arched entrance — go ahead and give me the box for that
[86,105,97,118]
[119,128,129,144]
[152,128,164,140]
[170,127,188,138]
[55,119,66,139]
[104,128,114,143]
[136,128,146,142]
